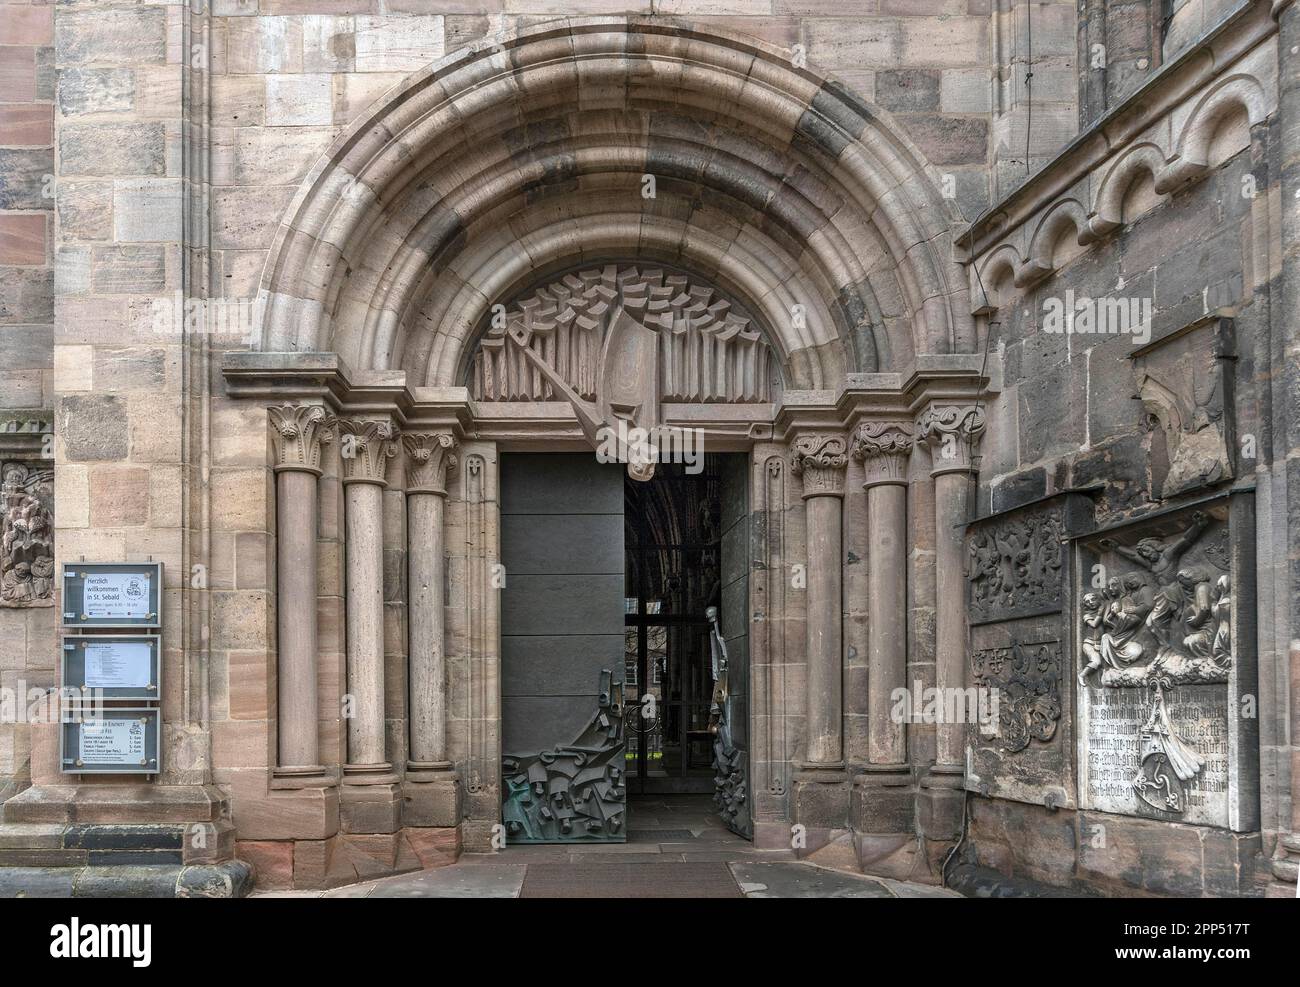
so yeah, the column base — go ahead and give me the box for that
[849,767,921,880]
[917,767,966,841]
[402,767,462,829]
[792,764,849,851]
[850,766,914,833]
[342,762,398,783]
[340,779,403,835]
[270,764,336,790]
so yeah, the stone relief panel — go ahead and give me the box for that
[469,264,776,406]
[1,463,54,608]
[971,636,1063,754]
[1076,498,1257,830]
[1133,315,1236,501]
[968,503,1065,623]
[965,495,1089,808]
[467,265,777,482]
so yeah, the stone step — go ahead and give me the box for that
[0,862,254,898]
[0,821,233,865]
[1,784,230,825]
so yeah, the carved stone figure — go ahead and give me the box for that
[1098,511,1210,651]
[1,463,54,607]
[467,264,777,481]
[967,506,1064,623]
[1101,574,1149,670]
[1132,315,1236,500]
[1210,574,1231,668]
[706,606,750,837]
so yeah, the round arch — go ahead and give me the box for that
[254,17,974,388]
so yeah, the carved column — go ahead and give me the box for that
[268,405,331,781]
[790,433,849,835]
[337,419,400,816]
[916,404,985,834]
[402,432,462,826]
[852,421,913,772]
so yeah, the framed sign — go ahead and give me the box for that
[61,562,162,628]
[62,635,160,701]
[61,708,160,775]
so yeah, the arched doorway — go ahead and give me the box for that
[234,16,980,855]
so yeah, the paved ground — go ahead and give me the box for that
[255,796,960,899]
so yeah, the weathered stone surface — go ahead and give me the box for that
[0,8,1287,903]
[55,8,167,67]
[57,68,134,116]
[59,124,165,177]
[58,394,128,462]
[0,149,51,211]
[874,70,940,112]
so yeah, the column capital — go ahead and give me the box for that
[791,432,848,498]
[402,432,459,495]
[917,404,986,476]
[851,419,914,488]
[268,404,332,475]
[335,418,399,487]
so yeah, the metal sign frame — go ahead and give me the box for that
[61,634,161,701]
[61,562,163,629]
[60,707,161,775]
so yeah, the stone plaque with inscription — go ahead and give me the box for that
[1075,495,1258,831]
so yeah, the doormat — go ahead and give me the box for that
[519,862,742,898]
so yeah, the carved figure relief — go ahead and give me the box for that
[968,506,1064,623]
[965,496,1082,809]
[501,670,627,842]
[1,463,54,607]
[1133,316,1235,500]
[1078,506,1237,823]
[1082,511,1228,688]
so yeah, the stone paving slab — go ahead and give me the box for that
[877,877,963,899]
[322,863,527,899]
[730,862,935,899]
[520,861,742,898]
[255,856,958,899]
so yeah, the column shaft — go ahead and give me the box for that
[932,470,971,769]
[866,481,908,766]
[805,492,843,766]
[407,491,447,766]
[276,468,320,770]
[345,480,388,769]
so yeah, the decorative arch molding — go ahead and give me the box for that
[1089,142,1167,239]
[253,16,974,388]
[961,13,1278,314]
[1017,198,1090,288]
[972,244,1022,314]
[1156,72,1269,192]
